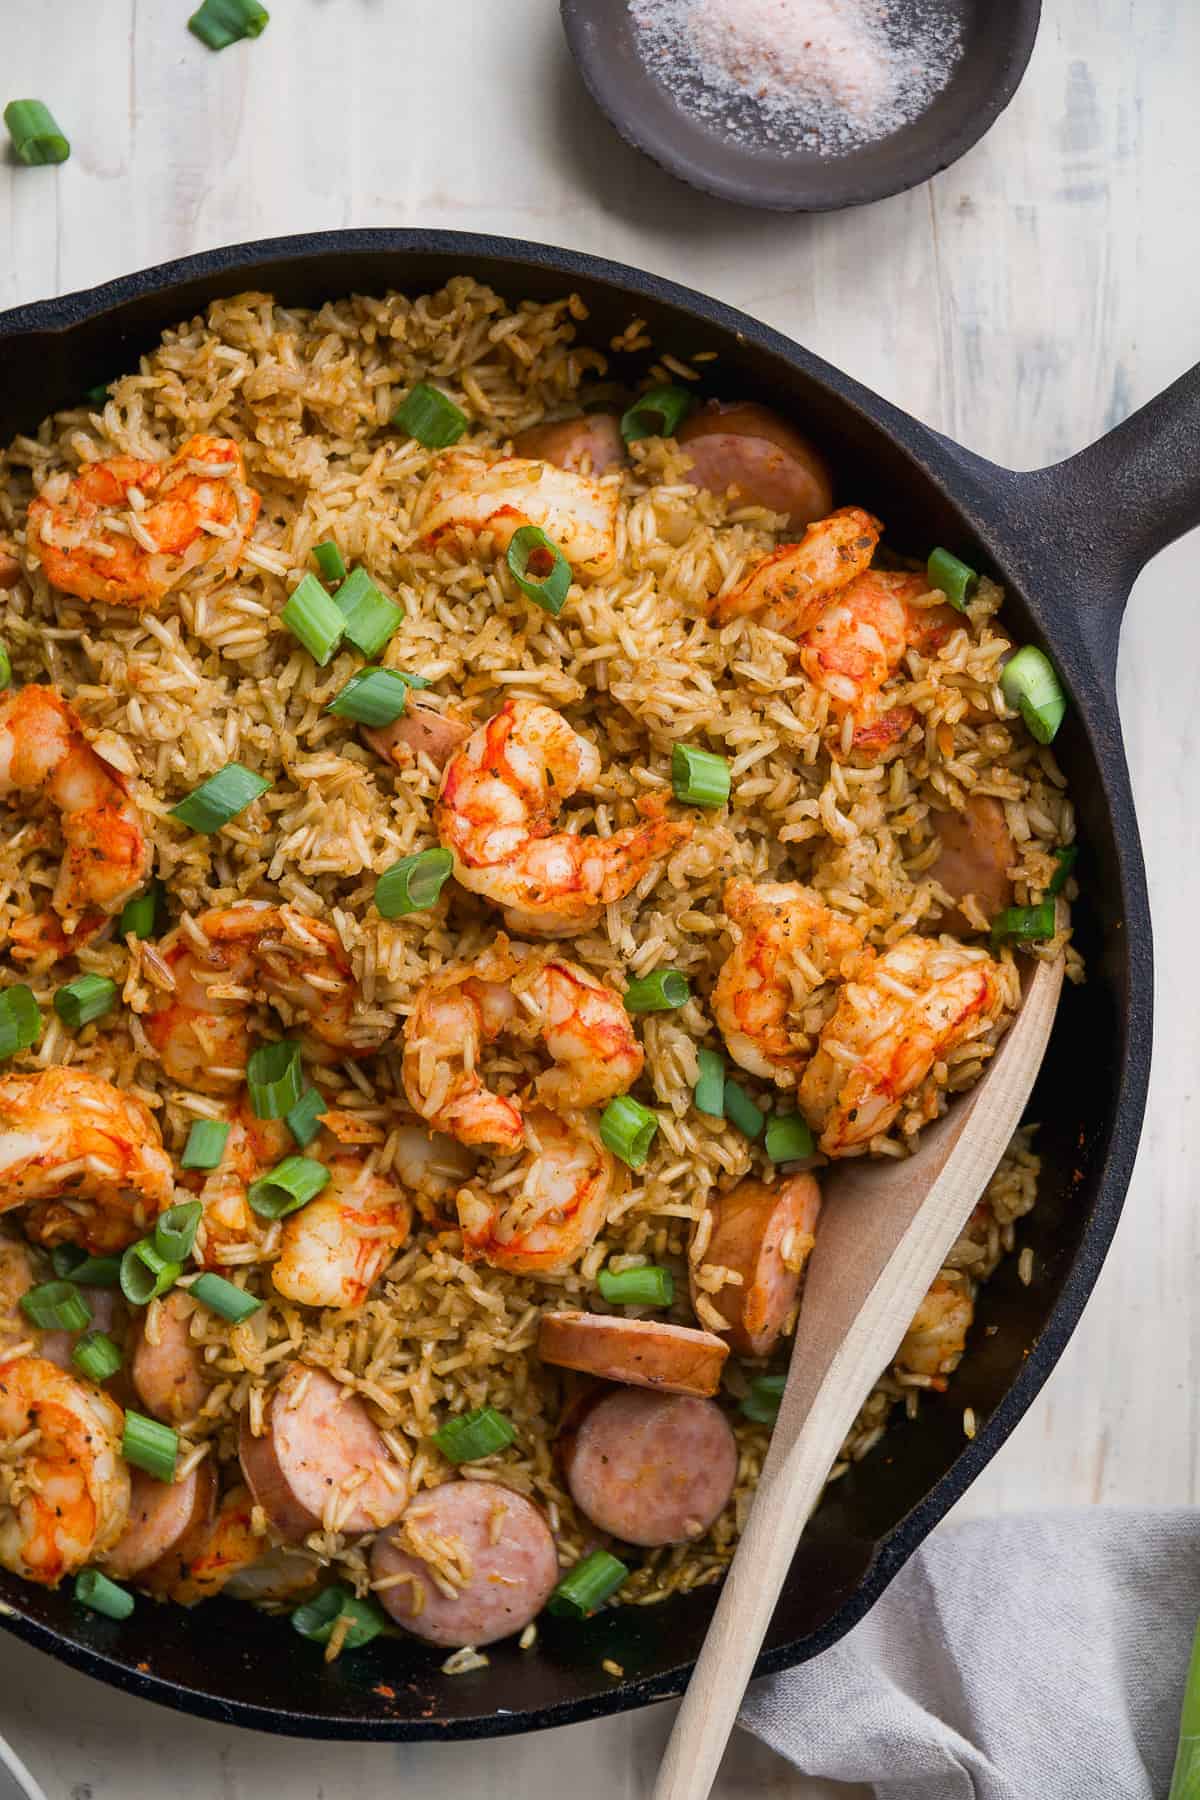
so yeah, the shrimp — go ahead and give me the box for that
[436,698,690,935]
[191,1102,289,1269]
[161,1482,262,1606]
[7,910,106,970]
[712,507,880,632]
[25,434,260,610]
[712,881,872,1085]
[419,451,619,579]
[0,1354,130,1584]
[456,1105,623,1275]
[0,1068,174,1253]
[402,941,643,1150]
[0,686,150,925]
[797,936,1010,1157]
[144,902,383,1092]
[896,1271,974,1388]
[272,1158,412,1310]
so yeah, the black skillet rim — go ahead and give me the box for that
[0,229,1151,1738]
[559,0,1044,213]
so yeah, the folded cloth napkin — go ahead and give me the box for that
[738,1508,1200,1800]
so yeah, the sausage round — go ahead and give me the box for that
[929,795,1015,935]
[103,1458,217,1583]
[537,1311,728,1397]
[562,1389,737,1547]
[691,1173,821,1358]
[238,1363,408,1540]
[130,1288,209,1424]
[511,413,626,476]
[370,1480,559,1648]
[364,705,471,774]
[677,402,833,529]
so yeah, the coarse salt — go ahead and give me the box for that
[630,0,963,155]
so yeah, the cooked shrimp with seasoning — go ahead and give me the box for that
[0,281,1074,1651]
[25,435,260,609]
[437,697,691,935]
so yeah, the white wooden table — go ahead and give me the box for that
[2,3,1196,1795]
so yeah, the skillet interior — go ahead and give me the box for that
[0,233,1148,1738]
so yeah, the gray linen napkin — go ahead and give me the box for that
[739,1509,1199,1799]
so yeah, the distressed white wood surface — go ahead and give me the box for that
[1,3,1196,1795]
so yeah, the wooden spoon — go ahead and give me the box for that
[654,945,1065,1800]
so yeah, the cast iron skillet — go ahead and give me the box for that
[560,0,1042,211]
[0,229,1190,1740]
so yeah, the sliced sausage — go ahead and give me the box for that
[371,1480,559,1648]
[39,1283,125,1374]
[103,1458,217,1583]
[130,1288,210,1424]
[677,402,834,529]
[511,412,626,477]
[928,795,1015,935]
[537,1312,728,1397]
[363,705,471,774]
[239,1363,408,1540]
[0,550,21,591]
[562,1389,737,1548]
[691,1173,821,1358]
[160,1483,262,1606]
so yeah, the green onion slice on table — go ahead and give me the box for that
[0,986,42,1061]
[375,847,454,918]
[1000,646,1067,745]
[53,974,117,1030]
[20,1280,91,1332]
[74,1568,134,1620]
[506,526,572,615]
[392,383,468,449]
[246,1039,305,1119]
[180,1119,231,1171]
[433,1406,516,1464]
[623,970,690,1014]
[121,1411,178,1482]
[599,1095,659,1169]
[619,386,693,445]
[4,100,70,165]
[597,1264,674,1308]
[546,1550,629,1620]
[188,0,270,50]
[170,763,270,833]
[189,1271,262,1324]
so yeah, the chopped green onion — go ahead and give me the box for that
[0,645,11,689]
[1047,844,1078,899]
[50,1250,120,1287]
[926,547,979,612]
[672,743,730,809]
[619,386,693,445]
[281,573,346,666]
[1000,646,1067,745]
[599,1095,659,1169]
[247,1155,330,1220]
[392,383,468,449]
[189,1271,262,1324]
[547,1549,629,1620]
[118,881,163,941]
[72,1332,122,1383]
[53,974,117,1031]
[725,1080,765,1141]
[121,1410,178,1482]
[597,1264,674,1308]
[74,1569,134,1621]
[333,567,405,658]
[311,540,346,585]
[506,525,571,616]
[180,1119,231,1171]
[170,762,270,833]
[153,1200,203,1263]
[623,970,690,1014]
[119,1240,181,1307]
[20,1280,91,1333]
[188,0,269,50]
[0,986,42,1061]
[246,1039,304,1120]
[991,901,1057,946]
[284,1087,326,1149]
[326,666,411,726]
[433,1405,517,1464]
[694,1048,726,1119]
[86,385,110,407]
[4,101,70,166]
[765,1111,815,1164]
[1169,1610,1200,1800]
[741,1372,786,1424]
[291,1585,387,1651]
[375,847,454,918]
